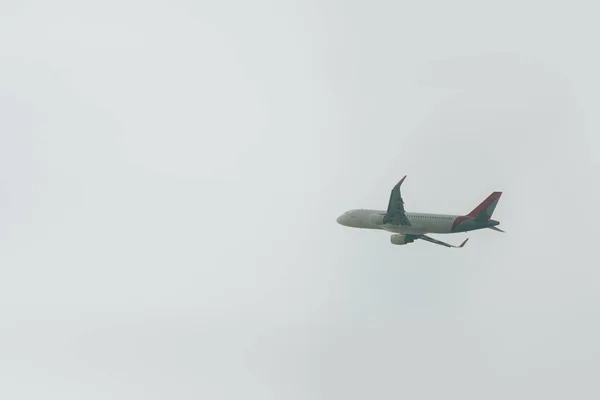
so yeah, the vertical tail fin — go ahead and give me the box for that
[467,192,502,221]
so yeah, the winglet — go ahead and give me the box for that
[396,175,407,187]
[458,238,469,248]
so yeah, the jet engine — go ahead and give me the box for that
[390,234,415,245]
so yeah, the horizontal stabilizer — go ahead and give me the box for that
[489,226,505,233]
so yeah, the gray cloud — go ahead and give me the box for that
[1,0,599,399]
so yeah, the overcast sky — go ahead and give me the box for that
[1,1,599,399]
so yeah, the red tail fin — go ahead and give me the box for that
[468,192,502,221]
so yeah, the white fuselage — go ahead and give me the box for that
[336,209,458,235]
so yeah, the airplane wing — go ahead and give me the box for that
[419,235,469,248]
[383,175,411,226]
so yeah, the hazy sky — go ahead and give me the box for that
[1,1,599,399]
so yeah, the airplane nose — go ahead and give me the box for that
[336,214,345,225]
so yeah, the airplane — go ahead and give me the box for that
[336,176,504,248]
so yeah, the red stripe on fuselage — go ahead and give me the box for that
[451,215,470,231]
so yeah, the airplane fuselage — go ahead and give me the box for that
[336,209,500,235]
